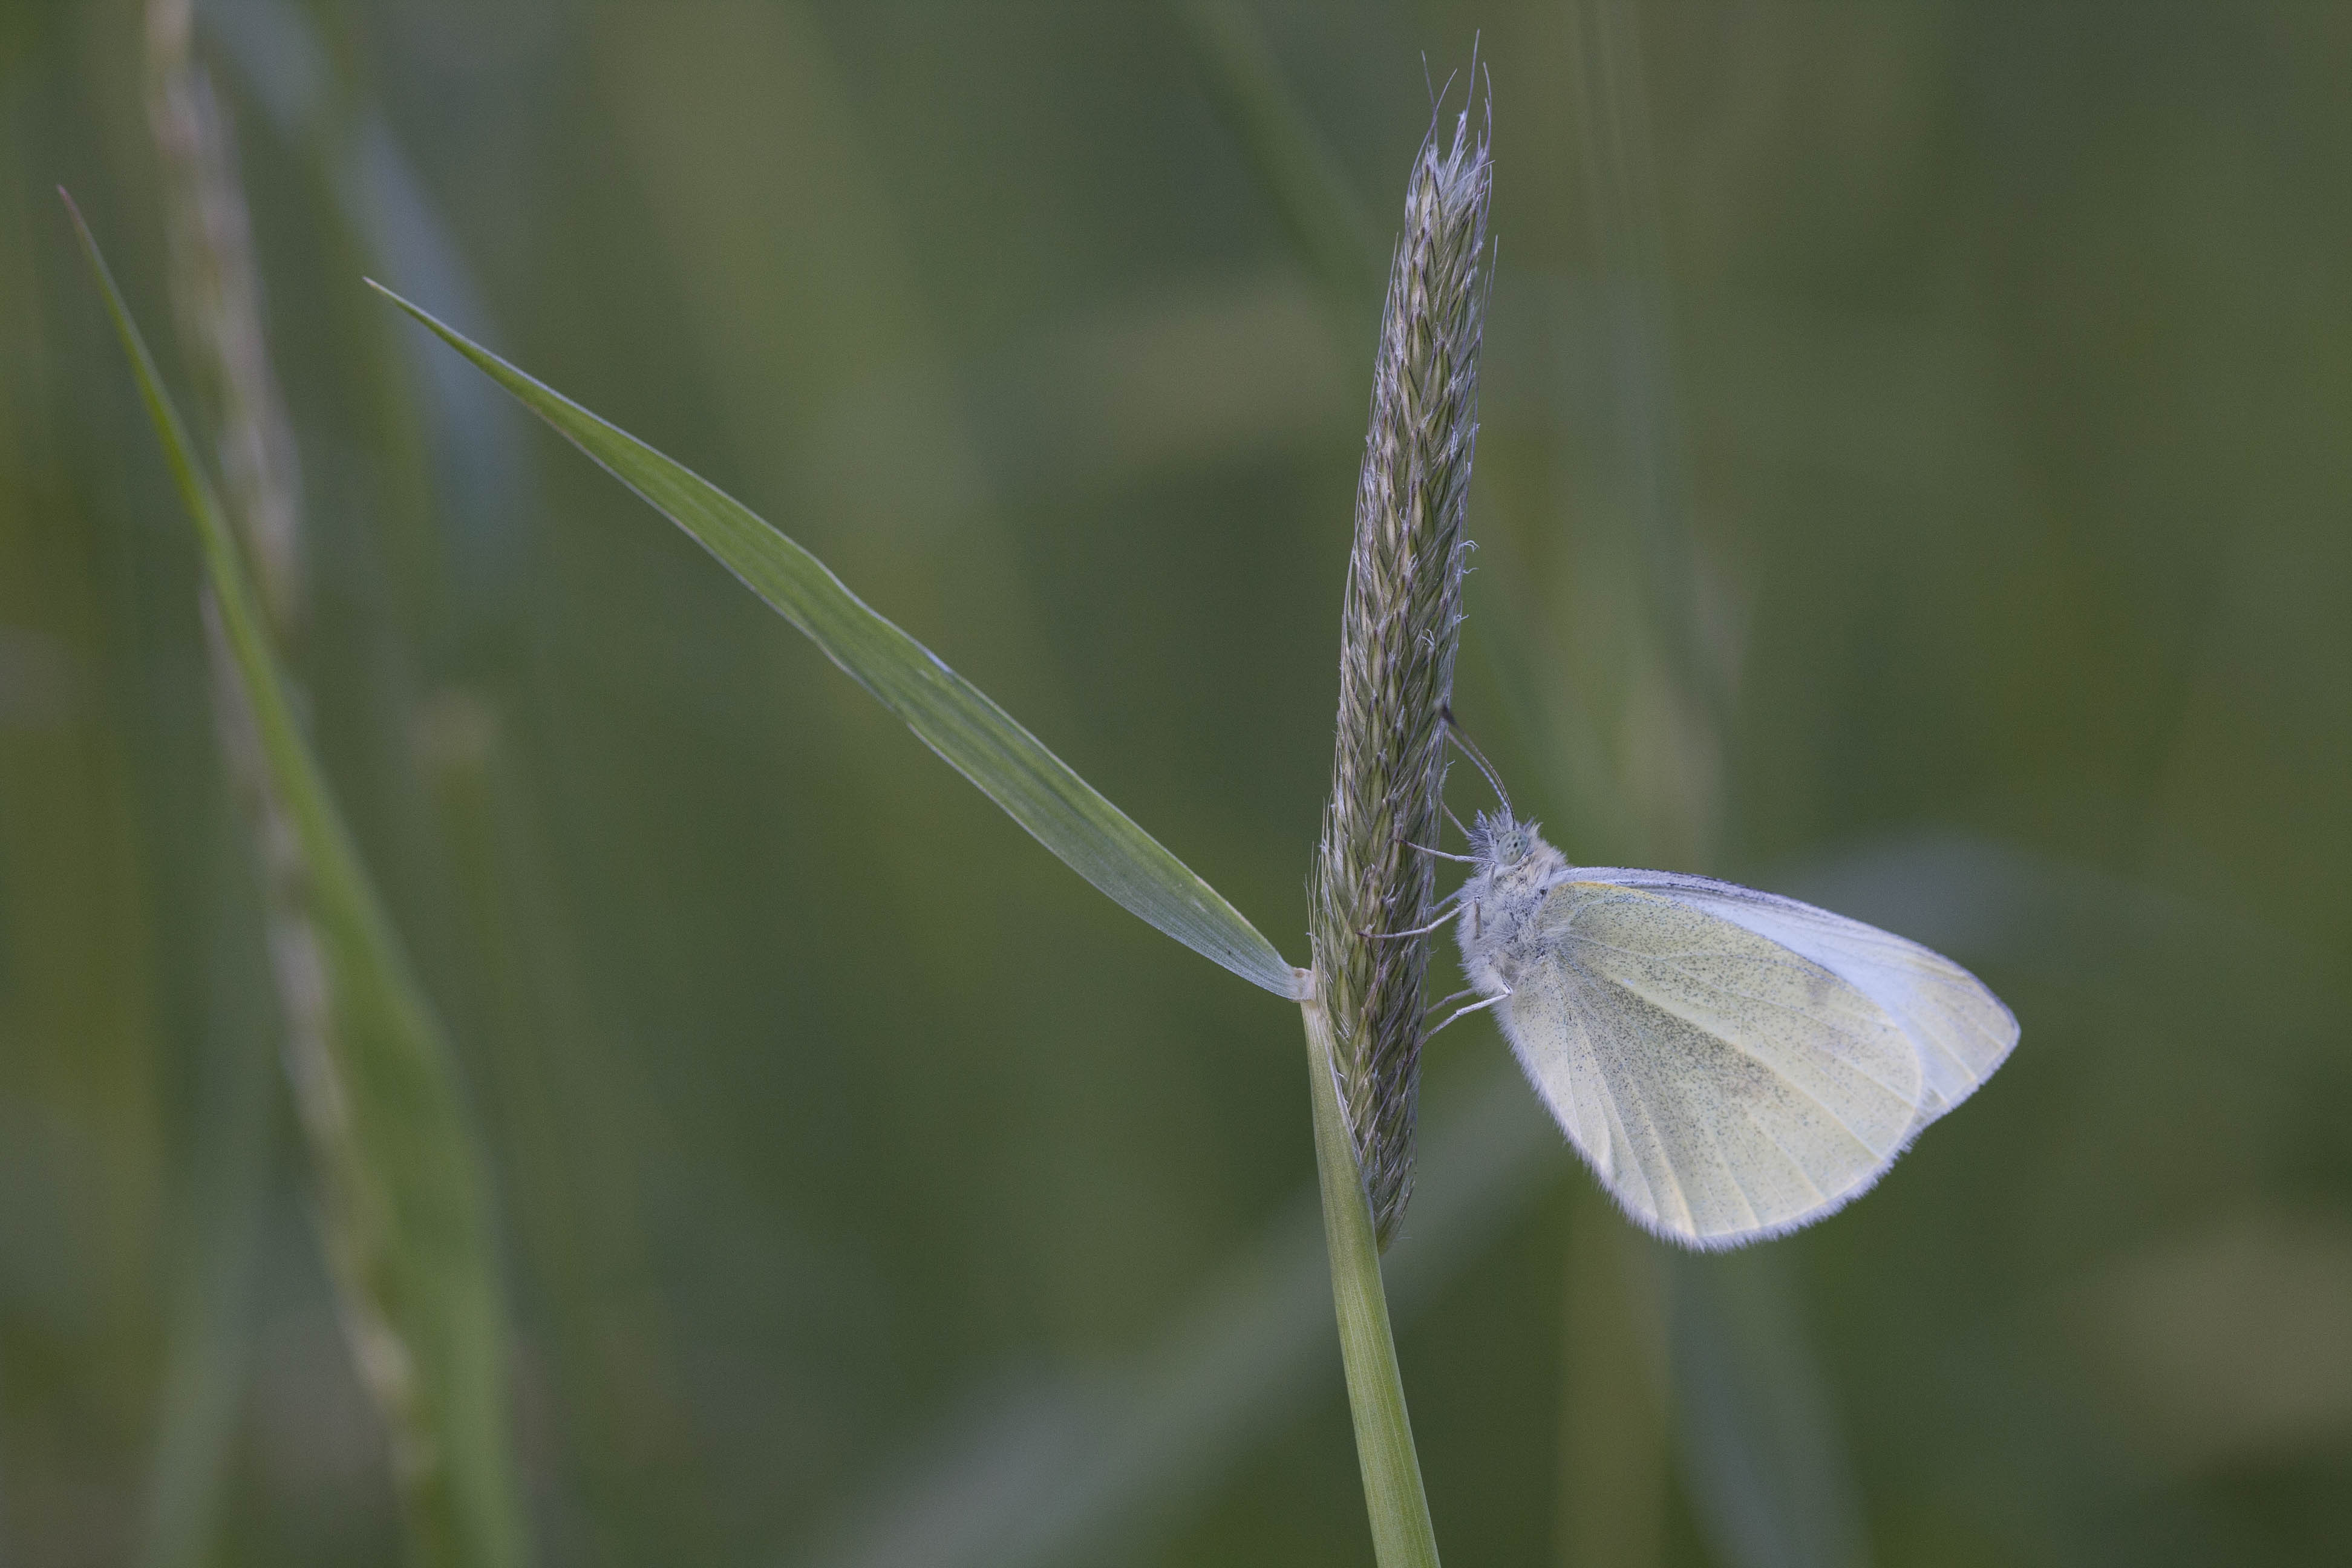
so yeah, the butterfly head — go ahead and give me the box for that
[1470,809,1540,872]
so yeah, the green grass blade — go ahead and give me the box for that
[368,279,1299,1001]
[67,193,529,1568]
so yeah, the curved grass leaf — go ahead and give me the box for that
[368,281,1299,1001]
[68,195,528,1568]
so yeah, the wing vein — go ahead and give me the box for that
[1740,1105,1830,1204]
[1703,1117,1765,1231]
[1567,960,1899,1156]
[1568,982,1691,1236]
[1561,932,1919,1109]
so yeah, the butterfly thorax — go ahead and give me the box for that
[1454,812,1567,996]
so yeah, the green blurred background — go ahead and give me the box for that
[4,1,2348,1564]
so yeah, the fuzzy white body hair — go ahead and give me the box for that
[1454,818,1567,998]
[1452,811,2018,1250]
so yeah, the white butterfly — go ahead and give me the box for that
[1446,808,2017,1250]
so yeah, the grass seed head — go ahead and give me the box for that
[1311,96,1491,1247]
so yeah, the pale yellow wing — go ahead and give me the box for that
[1495,880,1927,1249]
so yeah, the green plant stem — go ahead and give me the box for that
[1301,981,1441,1568]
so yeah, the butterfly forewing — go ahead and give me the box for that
[1578,870,2019,1117]
[1501,881,1926,1247]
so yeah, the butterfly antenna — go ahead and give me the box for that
[1442,801,1471,841]
[1439,705,1512,818]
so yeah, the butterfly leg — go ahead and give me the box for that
[1362,884,1471,941]
[1364,903,1466,941]
[1425,987,1510,1037]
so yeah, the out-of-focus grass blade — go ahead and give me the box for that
[139,836,279,1568]
[418,694,720,1564]
[1558,0,1726,730]
[1557,1186,1668,1568]
[67,194,529,1568]
[368,281,1301,1002]
[792,1059,1558,1568]
[1171,1,1384,336]
[1667,1250,1873,1568]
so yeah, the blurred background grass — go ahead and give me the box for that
[4,1,2350,1566]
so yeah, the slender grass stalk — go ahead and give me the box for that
[140,9,310,1563]
[147,0,304,633]
[1301,90,1490,1568]
[70,195,529,1568]
[1301,985,1441,1568]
